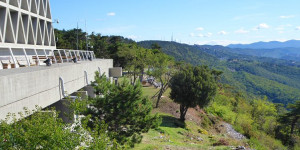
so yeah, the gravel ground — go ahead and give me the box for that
[222,123,246,140]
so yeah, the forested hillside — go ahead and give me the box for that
[139,41,300,105]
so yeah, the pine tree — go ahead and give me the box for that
[169,65,218,121]
[86,74,160,147]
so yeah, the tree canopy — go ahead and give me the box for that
[85,73,160,147]
[170,65,218,121]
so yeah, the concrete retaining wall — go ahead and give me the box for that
[0,59,113,120]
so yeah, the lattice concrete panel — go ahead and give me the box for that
[0,0,56,49]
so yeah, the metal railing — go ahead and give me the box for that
[0,47,96,69]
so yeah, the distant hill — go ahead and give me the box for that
[226,40,300,61]
[224,47,300,62]
[228,40,300,49]
[139,40,300,105]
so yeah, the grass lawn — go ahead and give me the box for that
[133,113,234,150]
[132,87,244,150]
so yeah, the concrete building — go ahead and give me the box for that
[0,0,116,120]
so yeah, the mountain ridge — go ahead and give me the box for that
[227,40,300,49]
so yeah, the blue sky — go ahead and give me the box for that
[51,0,300,45]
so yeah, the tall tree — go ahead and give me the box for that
[151,53,174,108]
[117,44,153,84]
[86,74,160,147]
[278,100,300,147]
[169,65,218,121]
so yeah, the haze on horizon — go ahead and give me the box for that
[51,0,300,46]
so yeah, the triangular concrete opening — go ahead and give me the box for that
[0,7,6,37]
[21,0,29,11]
[17,15,26,44]
[9,0,19,7]
[43,0,46,10]
[40,19,45,40]
[39,0,44,17]
[46,21,51,36]
[46,0,51,19]
[31,0,37,13]
[36,21,42,45]
[44,23,49,46]
[31,16,37,39]
[21,14,29,38]
[50,28,55,46]
[27,18,34,45]
[9,10,19,38]
[5,12,15,43]
[0,28,2,43]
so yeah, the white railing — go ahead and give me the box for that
[0,47,96,69]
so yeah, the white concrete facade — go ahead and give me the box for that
[0,59,113,120]
[0,0,117,120]
[0,0,55,48]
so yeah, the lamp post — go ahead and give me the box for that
[52,19,59,43]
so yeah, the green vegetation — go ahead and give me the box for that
[138,41,300,105]
[278,100,300,148]
[170,65,218,121]
[0,107,115,149]
[85,73,160,147]
[150,53,174,108]
[21,29,298,149]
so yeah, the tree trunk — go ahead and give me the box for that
[155,83,164,108]
[290,116,299,135]
[140,69,144,82]
[133,72,136,85]
[180,104,188,122]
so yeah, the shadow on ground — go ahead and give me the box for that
[160,115,186,128]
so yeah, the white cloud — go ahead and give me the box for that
[190,33,212,38]
[235,28,249,34]
[189,33,195,37]
[218,31,227,35]
[296,26,300,30]
[195,40,248,46]
[275,24,293,31]
[285,24,293,27]
[205,32,213,37]
[107,12,116,16]
[197,33,204,37]
[280,15,295,19]
[275,27,285,31]
[195,27,204,31]
[256,23,269,29]
[127,35,138,40]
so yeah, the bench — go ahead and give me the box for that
[32,56,56,65]
[0,57,15,69]
[16,57,29,67]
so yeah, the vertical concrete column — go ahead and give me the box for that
[34,49,40,65]
[22,48,30,66]
[83,86,95,98]
[50,91,88,123]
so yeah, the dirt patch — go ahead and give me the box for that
[155,98,202,125]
